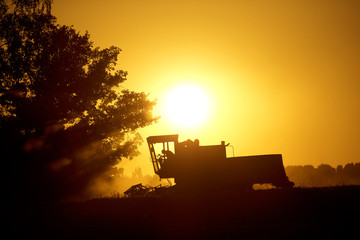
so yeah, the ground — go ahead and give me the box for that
[3,186,360,239]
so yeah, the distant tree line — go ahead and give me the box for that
[286,163,360,187]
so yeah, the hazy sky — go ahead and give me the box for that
[53,0,360,175]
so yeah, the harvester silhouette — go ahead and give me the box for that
[125,134,293,197]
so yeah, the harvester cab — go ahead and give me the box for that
[147,134,179,179]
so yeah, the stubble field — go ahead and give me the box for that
[3,186,360,239]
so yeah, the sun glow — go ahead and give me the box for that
[164,85,210,128]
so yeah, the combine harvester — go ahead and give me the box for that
[124,134,293,197]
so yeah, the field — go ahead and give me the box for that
[3,186,360,239]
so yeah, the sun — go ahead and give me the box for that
[164,85,210,127]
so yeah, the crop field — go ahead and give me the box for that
[3,186,360,239]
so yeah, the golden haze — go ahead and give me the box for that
[53,0,360,175]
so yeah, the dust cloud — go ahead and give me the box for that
[84,167,169,199]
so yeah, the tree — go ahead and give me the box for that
[0,0,158,199]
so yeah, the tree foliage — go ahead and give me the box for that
[0,0,158,199]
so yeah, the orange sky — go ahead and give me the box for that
[53,0,360,175]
